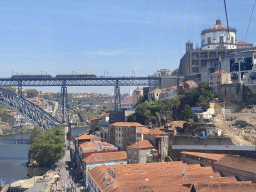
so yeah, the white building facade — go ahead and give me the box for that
[201,19,237,50]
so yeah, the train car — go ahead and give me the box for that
[55,74,97,78]
[11,75,53,79]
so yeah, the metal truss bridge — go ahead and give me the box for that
[0,87,60,130]
[0,76,160,126]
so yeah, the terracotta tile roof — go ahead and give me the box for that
[127,140,153,149]
[171,121,187,130]
[79,142,100,149]
[83,151,127,163]
[214,155,256,174]
[109,122,144,127]
[194,182,256,192]
[100,142,115,147]
[181,151,226,161]
[88,161,246,192]
[237,41,251,45]
[136,128,151,134]
[74,134,102,141]
[147,128,167,135]
[121,102,133,105]
[185,80,198,88]
[149,88,162,94]
[210,24,227,30]
[91,117,101,120]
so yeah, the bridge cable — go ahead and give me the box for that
[245,0,256,42]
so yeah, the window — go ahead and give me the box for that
[211,76,213,79]
[129,149,131,154]
[207,37,211,44]
[219,36,223,43]
[231,37,234,44]
[135,150,137,155]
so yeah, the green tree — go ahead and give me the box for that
[2,87,16,93]
[42,94,50,100]
[171,68,179,76]
[180,104,193,121]
[127,113,136,122]
[29,125,43,144]
[26,89,39,98]
[93,125,100,132]
[164,156,172,162]
[31,126,65,166]
[122,93,130,97]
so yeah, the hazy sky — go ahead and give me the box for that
[1,0,256,93]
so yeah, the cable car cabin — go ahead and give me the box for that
[231,73,238,79]
[55,74,97,78]
[11,75,53,79]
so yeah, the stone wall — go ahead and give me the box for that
[172,136,234,145]
[160,76,178,88]
[218,83,242,103]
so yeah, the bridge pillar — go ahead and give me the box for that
[114,82,121,111]
[18,80,22,97]
[61,86,68,123]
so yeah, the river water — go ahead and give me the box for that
[0,126,89,185]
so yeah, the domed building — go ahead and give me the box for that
[179,19,254,82]
[201,19,237,50]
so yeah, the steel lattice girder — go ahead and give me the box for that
[0,88,60,131]
[0,77,161,86]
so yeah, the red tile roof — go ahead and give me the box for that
[147,128,167,135]
[214,155,256,174]
[74,134,101,141]
[181,151,226,161]
[194,182,256,192]
[88,161,248,192]
[127,140,154,149]
[100,142,115,147]
[237,41,251,45]
[149,88,163,94]
[136,128,151,134]
[210,24,227,30]
[79,142,100,149]
[110,122,144,127]
[171,121,187,130]
[185,80,198,88]
[83,151,127,163]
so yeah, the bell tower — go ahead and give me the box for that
[186,40,193,51]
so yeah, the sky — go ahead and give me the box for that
[1,0,256,94]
